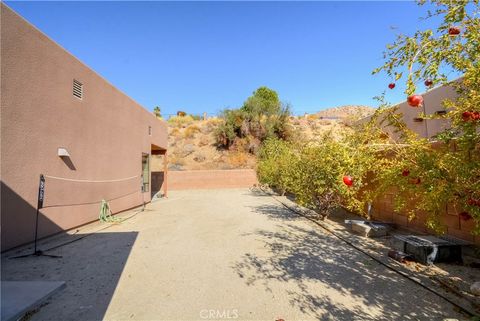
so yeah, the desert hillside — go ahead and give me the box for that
[165,106,375,171]
[314,105,375,119]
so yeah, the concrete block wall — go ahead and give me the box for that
[168,169,258,190]
[371,193,480,245]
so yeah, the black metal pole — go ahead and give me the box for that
[33,174,45,253]
[10,174,61,259]
[141,175,145,211]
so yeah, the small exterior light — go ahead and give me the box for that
[57,148,70,157]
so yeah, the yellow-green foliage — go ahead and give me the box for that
[215,87,292,149]
[258,0,480,232]
[168,115,194,127]
[257,132,378,219]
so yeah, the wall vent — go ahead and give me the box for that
[73,79,83,99]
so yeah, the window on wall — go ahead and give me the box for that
[148,126,152,136]
[142,153,150,193]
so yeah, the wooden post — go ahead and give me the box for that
[163,151,168,198]
[203,112,207,121]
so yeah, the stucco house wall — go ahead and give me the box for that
[359,82,458,139]
[1,4,168,251]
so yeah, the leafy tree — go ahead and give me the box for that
[153,106,162,119]
[241,86,281,116]
[215,86,292,149]
[258,124,386,220]
[370,0,480,233]
[258,0,480,234]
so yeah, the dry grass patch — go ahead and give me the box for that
[226,151,250,168]
[198,135,211,147]
[184,125,200,138]
[168,115,194,128]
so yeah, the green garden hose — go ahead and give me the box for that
[99,199,121,223]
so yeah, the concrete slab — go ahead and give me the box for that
[1,281,65,321]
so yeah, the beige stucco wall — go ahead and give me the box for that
[1,4,168,251]
[359,81,458,140]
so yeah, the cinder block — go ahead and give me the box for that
[351,221,390,238]
[474,235,480,246]
[447,227,475,243]
[460,217,476,231]
[446,203,460,216]
[391,235,462,264]
[441,214,460,229]
[407,217,424,229]
[393,214,409,226]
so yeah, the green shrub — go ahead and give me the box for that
[215,87,292,149]
[257,131,380,219]
[257,138,298,194]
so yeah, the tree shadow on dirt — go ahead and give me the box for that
[247,204,304,222]
[233,203,465,321]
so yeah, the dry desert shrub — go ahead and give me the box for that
[170,127,181,137]
[317,119,332,126]
[198,135,210,147]
[226,151,249,168]
[231,137,249,153]
[204,117,223,131]
[169,154,186,166]
[184,125,200,138]
[168,115,194,127]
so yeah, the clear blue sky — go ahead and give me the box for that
[6,1,442,116]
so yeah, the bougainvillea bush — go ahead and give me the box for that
[257,0,480,234]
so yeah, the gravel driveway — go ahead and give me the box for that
[2,188,466,320]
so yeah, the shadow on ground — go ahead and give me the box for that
[234,201,464,321]
[2,231,137,321]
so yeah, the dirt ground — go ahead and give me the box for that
[1,189,471,321]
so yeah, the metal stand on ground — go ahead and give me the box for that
[141,175,145,212]
[11,174,62,259]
